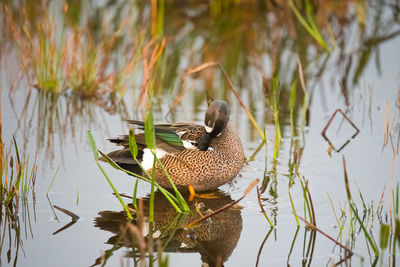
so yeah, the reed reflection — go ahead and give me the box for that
[8,88,128,161]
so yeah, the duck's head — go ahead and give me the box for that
[198,100,230,151]
[204,100,230,137]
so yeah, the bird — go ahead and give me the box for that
[105,99,244,192]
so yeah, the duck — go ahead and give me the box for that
[106,100,244,192]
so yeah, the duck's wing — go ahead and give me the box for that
[108,121,205,156]
[127,120,206,148]
[106,132,181,166]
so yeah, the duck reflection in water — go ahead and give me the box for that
[92,190,242,267]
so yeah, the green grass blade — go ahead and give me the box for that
[145,109,156,150]
[288,0,329,52]
[289,80,297,112]
[12,136,21,166]
[86,131,132,220]
[350,202,379,256]
[98,150,121,169]
[129,128,138,159]
[96,161,133,221]
[288,188,300,226]
[380,223,390,250]
[47,165,60,194]
[133,179,138,211]
[86,131,99,161]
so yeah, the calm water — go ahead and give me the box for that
[1,1,400,266]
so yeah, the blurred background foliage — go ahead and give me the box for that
[0,0,399,149]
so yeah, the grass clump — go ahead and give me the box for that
[4,3,144,97]
[1,137,37,210]
[0,133,38,265]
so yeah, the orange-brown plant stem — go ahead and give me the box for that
[295,214,354,257]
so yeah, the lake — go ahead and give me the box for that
[1,1,400,266]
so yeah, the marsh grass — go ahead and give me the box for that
[1,137,37,208]
[255,222,319,266]
[2,1,400,265]
[255,69,400,265]
[288,0,330,52]
[4,4,143,97]
[270,77,282,160]
[3,0,394,112]
[3,0,393,165]
[340,155,399,262]
[260,74,307,225]
[0,116,37,266]
[3,2,174,162]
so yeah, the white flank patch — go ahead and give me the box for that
[182,140,196,149]
[177,130,186,137]
[142,221,150,237]
[208,146,214,151]
[205,126,213,133]
[141,148,168,170]
[153,230,161,238]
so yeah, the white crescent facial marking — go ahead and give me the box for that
[205,126,213,133]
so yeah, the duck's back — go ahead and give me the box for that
[154,123,244,191]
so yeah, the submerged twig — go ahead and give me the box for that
[53,205,80,221]
[321,109,360,152]
[255,228,274,267]
[295,214,354,256]
[256,186,273,227]
[52,220,78,235]
[302,176,316,225]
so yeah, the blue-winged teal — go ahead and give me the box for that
[106,100,244,191]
